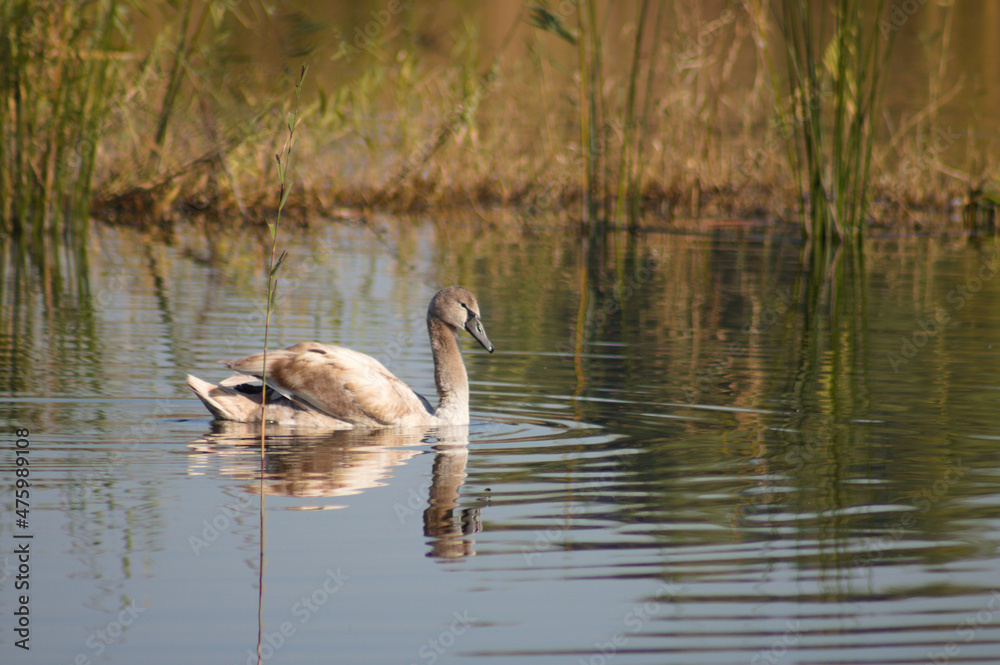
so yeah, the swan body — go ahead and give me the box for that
[186,286,494,429]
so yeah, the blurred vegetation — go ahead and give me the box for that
[775,0,893,247]
[2,0,998,241]
[1,0,125,240]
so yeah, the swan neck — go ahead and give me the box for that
[428,315,469,424]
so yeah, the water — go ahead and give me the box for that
[2,221,1000,664]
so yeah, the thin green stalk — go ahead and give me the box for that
[11,5,27,233]
[154,0,210,150]
[779,1,807,236]
[630,0,662,228]
[0,3,8,228]
[576,2,591,225]
[777,0,891,247]
[615,0,649,226]
[45,12,72,228]
[74,0,119,235]
[585,0,608,227]
[256,64,306,665]
[259,64,307,451]
[526,1,605,230]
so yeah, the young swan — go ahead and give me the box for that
[186,286,494,428]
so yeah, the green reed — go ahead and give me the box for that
[1,0,126,238]
[615,0,661,229]
[529,1,660,233]
[528,0,602,228]
[777,0,894,249]
[153,0,209,152]
[260,65,306,432]
[255,65,305,665]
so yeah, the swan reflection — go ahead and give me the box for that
[187,423,483,558]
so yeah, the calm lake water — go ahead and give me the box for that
[2,219,1000,664]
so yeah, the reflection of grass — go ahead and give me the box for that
[2,1,997,235]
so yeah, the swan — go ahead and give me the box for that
[186,286,494,428]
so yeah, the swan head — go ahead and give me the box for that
[429,286,494,353]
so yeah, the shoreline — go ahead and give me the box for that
[87,177,988,236]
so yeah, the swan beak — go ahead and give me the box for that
[465,316,494,353]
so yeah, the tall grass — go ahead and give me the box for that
[776,0,894,248]
[616,0,661,229]
[1,0,127,239]
[1,0,263,240]
[4,1,989,236]
[579,0,605,228]
[529,1,662,233]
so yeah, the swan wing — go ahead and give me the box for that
[224,342,432,427]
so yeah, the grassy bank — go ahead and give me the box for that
[3,1,998,238]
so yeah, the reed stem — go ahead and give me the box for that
[778,0,893,246]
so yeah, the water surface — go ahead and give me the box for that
[2,220,1000,664]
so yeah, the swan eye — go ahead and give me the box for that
[460,301,478,322]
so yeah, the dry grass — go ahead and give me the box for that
[9,1,995,236]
